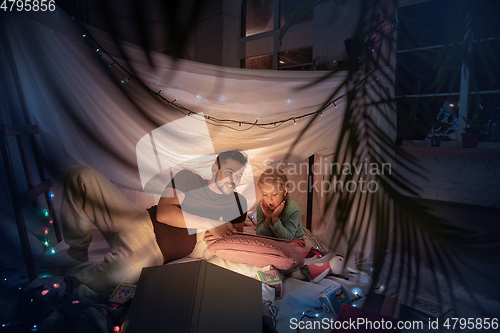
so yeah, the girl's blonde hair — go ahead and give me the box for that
[258,168,289,222]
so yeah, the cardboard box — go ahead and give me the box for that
[124,260,262,333]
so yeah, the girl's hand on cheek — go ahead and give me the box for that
[261,201,272,218]
[272,201,285,220]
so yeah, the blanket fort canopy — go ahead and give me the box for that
[1,9,394,260]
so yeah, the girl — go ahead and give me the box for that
[256,168,305,249]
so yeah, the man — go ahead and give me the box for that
[62,150,248,293]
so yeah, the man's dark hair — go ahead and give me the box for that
[216,150,247,169]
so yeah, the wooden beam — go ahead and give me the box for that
[16,179,53,208]
[0,123,39,136]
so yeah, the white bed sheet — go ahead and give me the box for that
[36,223,373,333]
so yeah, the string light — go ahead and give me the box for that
[74,24,378,131]
[51,249,56,254]
[49,192,54,198]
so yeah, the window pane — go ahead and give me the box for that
[278,64,312,71]
[245,0,274,37]
[397,96,459,142]
[278,47,312,70]
[398,0,451,50]
[470,39,500,91]
[244,53,274,69]
[280,0,313,28]
[396,49,461,96]
[467,93,500,142]
[473,1,500,40]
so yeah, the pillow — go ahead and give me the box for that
[207,235,304,273]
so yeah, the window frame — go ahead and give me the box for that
[395,1,500,148]
[240,0,314,70]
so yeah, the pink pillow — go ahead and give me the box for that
[207,235,304,273]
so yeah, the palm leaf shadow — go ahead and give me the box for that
[282,0,500,317]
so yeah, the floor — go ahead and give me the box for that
[413,198,500,302]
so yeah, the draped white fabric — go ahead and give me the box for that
[2,9,393,253]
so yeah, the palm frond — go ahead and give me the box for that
[283,0,499,317]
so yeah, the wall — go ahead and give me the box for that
[75,0,227,64]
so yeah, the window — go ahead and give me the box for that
[241,0,313,70]
[396,0,500,144]
[243,53,274,70]
[244,0,275,37]
[278,47,313,70]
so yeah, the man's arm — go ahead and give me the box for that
[156,187,234,240]
[156,187,187,228]
[157,187,219,230]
